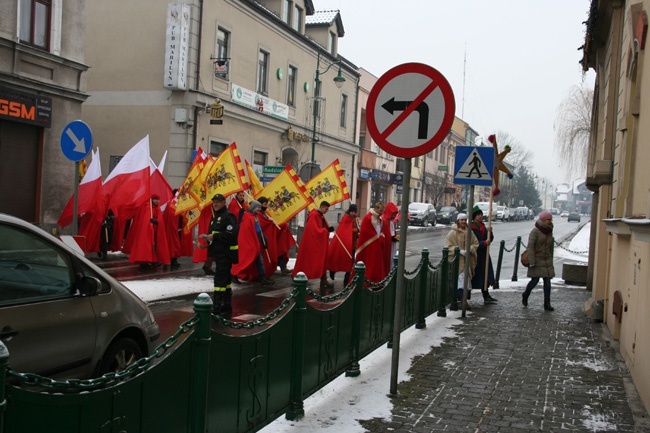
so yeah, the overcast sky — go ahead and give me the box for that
[316,0,596,186]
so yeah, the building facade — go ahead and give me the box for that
[582,0,650,413]
[0,0,89,227]
[82,0,359,225]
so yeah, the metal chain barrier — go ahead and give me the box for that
[214,287,299,329]
[7,315,200,392]
[307,274,358,302]
[554,238,588,254]
[364,266,398,289]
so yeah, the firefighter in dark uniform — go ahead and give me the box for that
[198,194,238,316]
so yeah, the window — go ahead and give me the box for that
[283,0,292,25]
[209,140,228,157]
[292,5,302,32]
[328,31,336,55]
[20,0,51,49]
[257,50,269,95]
[216,27,230,80]
[253,150,268,166]
[415,157,420,168]
[287,65,297,107]
[340,94,348,128]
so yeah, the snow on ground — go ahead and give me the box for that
[555,222,590,263]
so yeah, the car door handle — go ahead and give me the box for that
[1,326,19,340]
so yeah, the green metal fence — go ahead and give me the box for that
[1,248,458,433]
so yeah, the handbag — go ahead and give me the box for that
[520,250,529,267]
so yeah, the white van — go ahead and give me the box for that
[474,202,497,220]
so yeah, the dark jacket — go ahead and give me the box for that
[526,219,555,278]
[207,206,238,257]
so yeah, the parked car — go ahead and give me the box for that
[515,207,529,221]
[474,202,497,220]
[496,206,510,221]
[508,207,519,221]
[568,212,581,222]
[436,206,459,224]
[0,213,160,379]
[408,202,436,226]
[560,210,570,218]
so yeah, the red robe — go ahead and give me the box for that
[228,198,248,222]
[192,207,213,263]
[277,223,296,260]
[355,211,386,282]
[292,209,330,279]
[127,201,171,265]
[163,203,182,258]
[381,215,394,272]
[326,214,356,273]
[77,212,102,253]
[231,211,263,280]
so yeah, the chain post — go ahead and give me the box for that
[449,247,460,311]
[512,236,521,281]
[0,341,8,433]
[189,293,212,433]
[346,262,366,377]
[437,247,449,317]
[416,248,429,328]
[494,240,505,288]
[286,272,308,421]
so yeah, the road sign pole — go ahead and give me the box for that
[461,185,475,318]
[72,161,79,236]
[390,157,411,396]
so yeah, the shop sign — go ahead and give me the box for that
[286,126,309,142]
[209,98,224,125]
[0,86,51,128]
[359,168,370,180]
[163,3,190,90]
[231,83,289,120]
[370,169,391,183]
[389,173,403,185]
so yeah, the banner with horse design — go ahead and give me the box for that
[305,159,350,209]
[245,160,265,198]
[256,165,313,226]
[203,142,249,209]
[175,148,209,215]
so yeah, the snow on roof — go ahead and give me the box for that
[306,10,339,25]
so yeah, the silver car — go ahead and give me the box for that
[0,213,160,379]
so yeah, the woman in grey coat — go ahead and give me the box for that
[522,210,555,311]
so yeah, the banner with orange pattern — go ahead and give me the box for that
[255,165,313,225]
[203,142,249,208]
[175,149,209,215]
[305,159,350,209]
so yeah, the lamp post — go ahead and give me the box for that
[309,51,345,180]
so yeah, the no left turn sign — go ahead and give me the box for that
[366,63,455,158]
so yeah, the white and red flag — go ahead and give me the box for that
[57,148,103,228]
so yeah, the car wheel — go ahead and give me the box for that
[98,337,144,376]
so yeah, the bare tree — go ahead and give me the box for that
[494,131,534,170]
[554,85,593,178]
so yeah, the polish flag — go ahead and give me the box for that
[150,151,173,209]
[57,148,103,228]
[100,135,151,220]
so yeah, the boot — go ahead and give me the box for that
[544,300,554,311]
[261,277,274,287]
[522,292,529,307]
[320,275,333,289]
[483,290,497,304]
[221,289,233,318]
[170,258,181,269]
[202,260,215,275]
[462,299,472,310]
[211,292,225,315]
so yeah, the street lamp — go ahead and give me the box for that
[309,51,345,179]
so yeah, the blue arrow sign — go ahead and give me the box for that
[453,146,495,186]
[61,120,93,162]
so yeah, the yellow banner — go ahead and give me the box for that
[246,160,265,198]
[175,151,209,215]
[203,142,249,208]
[256,165,313,225]
[305,159,350,209]
[187,155,215,209]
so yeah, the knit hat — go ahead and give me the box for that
[539,210,552,220]
[249,200,261,211]
[457,213,468,221]
[347,204,358,213]
[472,205,483,220]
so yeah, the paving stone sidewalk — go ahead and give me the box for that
[360,283,650,433]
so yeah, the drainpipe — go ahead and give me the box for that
[192,0,204,152]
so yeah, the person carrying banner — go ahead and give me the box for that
[326,204,359,287]
[231,200,274,286]
[228,190,248,223]
[356,202,387,283]
[127,194,171,270]
[257,196,280,278]
[293,201,334,290]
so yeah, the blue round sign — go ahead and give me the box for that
[61,120,93,162]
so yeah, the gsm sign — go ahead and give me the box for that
[0,99,35,120]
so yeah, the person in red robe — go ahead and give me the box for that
[326,204,359,287]
[292,201,334,289]
[383,202,399,272]
[127,194,171,270]
[193,205,214,274]
[258,197,281,277]
[228,191,248,223]
[355,202,387,284]
[231,201,274,286]
[162,194,182,270]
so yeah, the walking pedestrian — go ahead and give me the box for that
[232,200,274,286]
[445,213,478,309]
[293,201,334,290]
[198,193,238,316]
[356,202,387,284]
[470,206,498,304]
[326,204,359,287]
[522,210,556,311]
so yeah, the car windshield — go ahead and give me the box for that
[440,207,455,212]
[409,203,427,211]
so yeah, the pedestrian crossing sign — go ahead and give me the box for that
[453,146,495,186]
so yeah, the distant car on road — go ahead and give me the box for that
[496,206,510,221]
[436,206,458,224]
[408,202,436,226]
[474,201,497,220]
[568,212,581,222]
[561,210,570,218]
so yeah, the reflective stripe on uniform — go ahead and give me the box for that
[230,245,238,250]
[214,286,227,292]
